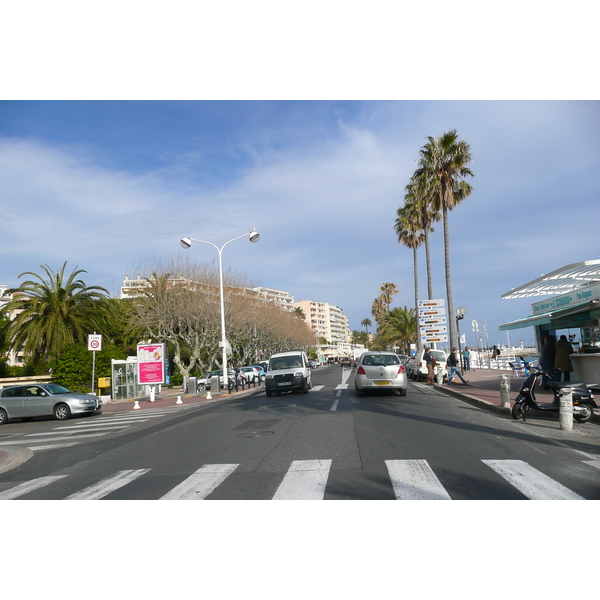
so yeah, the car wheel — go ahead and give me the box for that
[302,379,309,393]
[355,384,363,397]
[0,408,8,425]
[266,389,273,398]
[53,403,71,421]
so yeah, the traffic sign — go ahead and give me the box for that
[418,307,446,317]
[418,299,445,308]
[420,335,449,343]
[420,326,448,335]
[419,316,447,326]
[88,334,102,352]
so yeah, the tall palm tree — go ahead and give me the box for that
[406,177,440,300]
[415,130,473,348]
[371,296,386,325]
[394,201,425,353]
[5,262,110,361]
[379,283,398,311]
[360,318,372,335]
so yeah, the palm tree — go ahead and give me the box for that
[293,307,306,320]
[5,262,110,361]
[405,177,440,300]
[415,130,474,348]
[360,318,372,335]
[371,296,386,325]
[394,201,425,353]
[379,282,398,311]
[378,307,417,354]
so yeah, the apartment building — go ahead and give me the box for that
[294,300,351,345]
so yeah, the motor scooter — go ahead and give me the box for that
[509,357,597,423]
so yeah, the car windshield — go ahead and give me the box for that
[362,355,399,366]
[269,357,303,370]
[41,384,71,395]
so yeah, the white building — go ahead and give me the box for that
[0,284,25,366]
[248,287,295,311]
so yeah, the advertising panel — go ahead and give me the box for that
[137,343,166,385]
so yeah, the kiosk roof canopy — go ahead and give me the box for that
[501,260,600,299]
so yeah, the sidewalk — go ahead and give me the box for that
[434,366,600,424]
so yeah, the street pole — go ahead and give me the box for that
[181,229,260,386]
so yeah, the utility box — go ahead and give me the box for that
[188,377,197,394]
[97,377,111,389]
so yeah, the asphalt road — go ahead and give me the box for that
[1,364,599,499]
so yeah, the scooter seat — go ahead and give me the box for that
[549,381,585,390]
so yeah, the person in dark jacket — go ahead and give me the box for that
[446,348,469,385]
[555,335,574,382]
[539,335,557,388]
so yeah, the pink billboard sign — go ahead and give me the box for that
[137,343,166,385]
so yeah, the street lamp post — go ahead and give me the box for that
[455,306,467,374]
[180,229,260,386]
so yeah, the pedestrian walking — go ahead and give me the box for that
[555,335,574,382]
[463,347,471,371]
[446,348,469,385]
[424,347,436,385]
[539,335,557,388]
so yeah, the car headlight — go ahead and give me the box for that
[294,372,303,378]
[266,374,273,380]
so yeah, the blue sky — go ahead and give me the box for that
[2,100,599,347]
[2,3,599,349]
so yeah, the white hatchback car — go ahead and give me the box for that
[354,351,408,397]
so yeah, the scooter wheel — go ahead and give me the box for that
[512,403,525,421]
[574,403,594,423]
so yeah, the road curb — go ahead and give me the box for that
[0,446,33,474]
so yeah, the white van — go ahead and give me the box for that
[265,351,312,397]
[406,348,448,382]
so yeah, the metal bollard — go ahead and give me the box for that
[149,386,155,402]
[559,387,573,431]
[500,375,511,408]
[436,367,443,385]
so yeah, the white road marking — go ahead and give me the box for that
[160,464,239,500]
[0,475,68,500]
[330,398,339,411]
[310,385,324,392]
[66,469,151,500]
[482,459,584,500]
[0,432,109,444]
[26,442,80,451]
[49,425,130,433]
[273,459,332,500]
[584,460,600,470]
[385,459,452,500]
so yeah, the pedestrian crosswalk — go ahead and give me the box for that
[0,405,199,452]
[0,457,597,500]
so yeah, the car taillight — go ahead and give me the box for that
[357,366,366,375]
[398,365,405,374]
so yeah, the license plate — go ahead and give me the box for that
[374,381,391,386]
[278,382,292,386]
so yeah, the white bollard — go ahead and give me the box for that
[150,386,155,402]
[436,367,443,385]
[559,388,573,431]
[176,395,182,405]
[500,375,511,409]
[133,400,141,410]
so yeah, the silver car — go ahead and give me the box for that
[354,351,408,397]
[0,383,101,424]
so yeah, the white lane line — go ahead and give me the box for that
[49,425,130,433]
[160,464,239,500]
[56,419,152,428]
[273,459,332,500]
[0,475,68,500]
[26,442,80,451]
[24,430,111,438]
[310,385,325,392]
[482,460,584,500]
[66,469,151,500]
[0,432,109,445]
[584,460,600,470]
[385,459,452,500]
[330,398,339,411]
